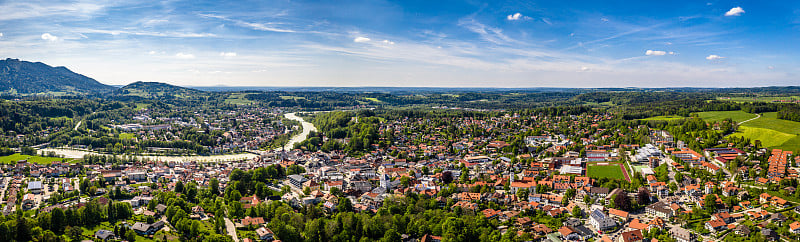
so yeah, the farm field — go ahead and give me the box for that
[695,111,757,123]
[0,153,73,164]
[727,112,800,153]
[587,162,627,181]
[225,93,255,105]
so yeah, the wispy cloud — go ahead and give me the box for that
[645,50,674,56]
[220,52,237,57]
[706,54,725,60]
[0,1,107,21]
[458,17,518,45]
[175,53,195,59]
[78,28,216,38]
[199,13,296,33]
[353,37,371,43]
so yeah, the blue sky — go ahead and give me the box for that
[1,0,798,87]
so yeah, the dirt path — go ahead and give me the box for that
[739,113,761,125]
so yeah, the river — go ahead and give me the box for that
[277,112,317,151]
[38,112,316,162]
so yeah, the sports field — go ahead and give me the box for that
[695,111,757,123]
[587,162,629,181]
[727,112,800,153]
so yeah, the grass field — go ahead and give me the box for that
[134,103,150,110]
[119,133,137,139]
[279,95,306,100]
[365,97,383,103]
[0,153,73,164]
[640,115,686,121]
[695,110,757,123]
[225,93,255,105]
[727,112,800,153]
[587,163,625,179]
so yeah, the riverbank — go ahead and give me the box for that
[36,112,317,162]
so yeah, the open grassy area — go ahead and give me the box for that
[695,110,757,123]
[726,112,800,153]
[225,93,255,105]
[279,95,306,100]
[134,103,150,110]
[587,163,625,179]
[119,133,137,139]
[0,153,73,164]
[365,97,383,103]
[640,115,686,121]
[728,126,795,148]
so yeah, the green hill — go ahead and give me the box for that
[111,81,203,100]
[0,58,115,95]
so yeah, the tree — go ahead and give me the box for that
[337,197,353,213]
[704,194,717,213]
[572,206,582,218]
[441,171,453,184]
[382,229,401,242]
[675,172,684,183]
[614,192,632,211]
[126,229,136,242]
[67,226,83,241]
[637,189,651,205]
[210,178,220,195]
[175,180,184,193]
[50,207,65,234]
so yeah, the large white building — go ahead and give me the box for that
[589,209,616,231]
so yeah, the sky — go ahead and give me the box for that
[1,0,799,88]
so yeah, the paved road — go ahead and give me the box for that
[224,217,240,242]
[74,120,82,131]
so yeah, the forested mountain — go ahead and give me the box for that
[0,58,115,95]
[110,81,204,100]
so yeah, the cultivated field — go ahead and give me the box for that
[727,112,800,152]
[695,110,757,123]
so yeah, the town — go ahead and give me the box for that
[2,105,799,242]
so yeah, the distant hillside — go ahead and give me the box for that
[111,81,203,100]
[0,58,115,95]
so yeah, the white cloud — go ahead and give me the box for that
[220,52,237,57]
[41,33,58,42]
[580,66,591,71]
[706,54,725,60]
[354,37,370,43]
[600,17,610,22]
[645,50,667,56]
[0,33,3,37]
[507,13,523,20]
[725,7,744,16]
[382,40,395,45]
[768,66,775,70]
[175,53,195,59]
